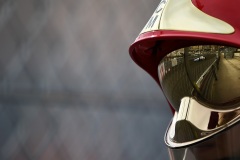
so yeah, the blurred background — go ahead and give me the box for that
[0,0,172,159]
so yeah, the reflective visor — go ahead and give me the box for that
[160,45,240,159]
[158,45,240,111]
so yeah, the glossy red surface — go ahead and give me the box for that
[192,0,239,28]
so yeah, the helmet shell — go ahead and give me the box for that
[129,0,240,85]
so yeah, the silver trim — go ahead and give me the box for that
[165,97,240,148]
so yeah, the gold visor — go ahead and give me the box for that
[158,45,240,111]
[160,45,240,159]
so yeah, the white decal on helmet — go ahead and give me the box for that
[140,0,234,34]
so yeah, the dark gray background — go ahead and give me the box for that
[0,0,172,159]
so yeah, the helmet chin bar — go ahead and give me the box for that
[165,97,240,148]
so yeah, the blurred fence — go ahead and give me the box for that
[0,0,172,159]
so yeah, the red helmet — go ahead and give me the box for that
[129,0,240,159]
[130,0,239,83]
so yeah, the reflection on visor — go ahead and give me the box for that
[158,45,240,110]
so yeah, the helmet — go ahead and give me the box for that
[129,0,240,159]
